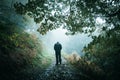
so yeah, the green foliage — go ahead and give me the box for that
[83,26,120,80]
[14,0,120,35]
[0,22,35,53]
[0,21,52,80]
[64,53,105,80]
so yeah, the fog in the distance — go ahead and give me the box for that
[40,28,92,55]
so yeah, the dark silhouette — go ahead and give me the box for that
[54,42,62,65]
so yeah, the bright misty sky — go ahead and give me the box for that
[24,15,105,55]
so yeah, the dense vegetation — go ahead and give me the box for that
[83,26,120,80]
[0,20,52,80]
[14,0,119,34]
[63,26,120,80]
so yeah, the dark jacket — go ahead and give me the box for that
[54,42,62,52]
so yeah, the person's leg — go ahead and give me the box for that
[55,53,58,65]
[59,52,62,64]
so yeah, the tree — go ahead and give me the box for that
[14,0,120,35]
[14,0,117,34]
[83,25,120,80]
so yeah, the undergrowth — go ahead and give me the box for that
[0,21,52,80]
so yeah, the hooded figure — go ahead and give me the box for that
[54,42,62,65]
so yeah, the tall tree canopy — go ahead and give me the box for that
[14,0,120,34]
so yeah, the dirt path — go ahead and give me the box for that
[36,58,82,80]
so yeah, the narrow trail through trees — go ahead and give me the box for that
[36,57,89,80]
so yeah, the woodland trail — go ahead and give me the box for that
[36,57,89,80]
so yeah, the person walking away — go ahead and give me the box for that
[54,42,62,65]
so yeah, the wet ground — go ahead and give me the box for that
[36,58,84,80]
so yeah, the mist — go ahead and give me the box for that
[22,15,93,55]
[40,28,92,55]
[24,20,92,56]
[1,0,93,56]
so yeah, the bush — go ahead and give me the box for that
[64,52,105,80]
[0,21,51,80]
